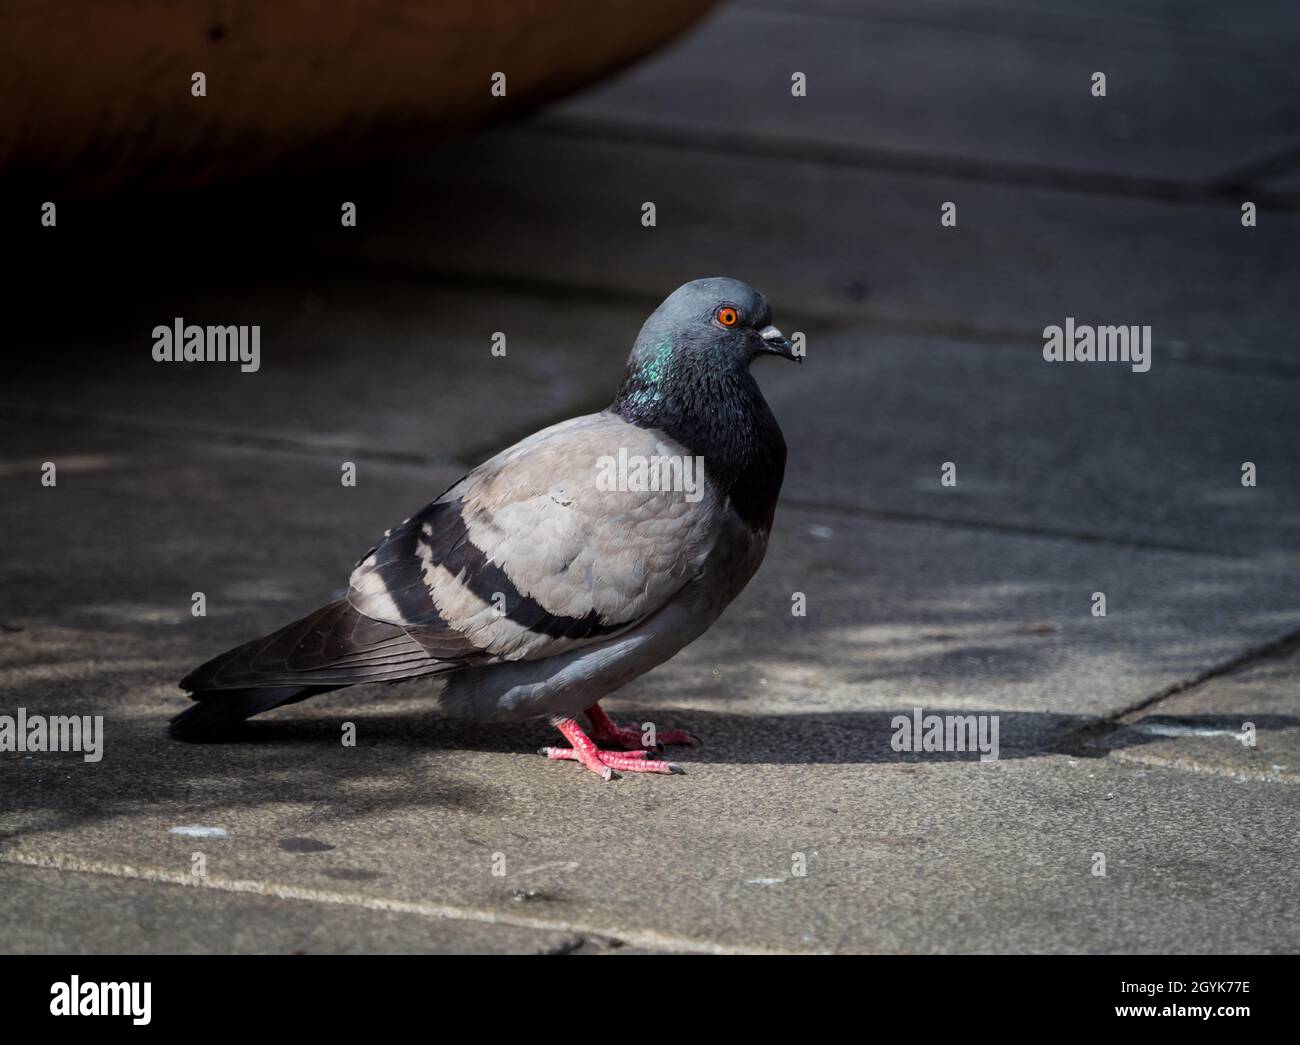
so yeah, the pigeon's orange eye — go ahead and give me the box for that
[716,306,740,327]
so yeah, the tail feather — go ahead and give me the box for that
[180,599,437,691]
[174,598,450,739]
[169,685,336,740]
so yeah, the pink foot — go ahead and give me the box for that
[541,717,685,780]
[584,702,698,751]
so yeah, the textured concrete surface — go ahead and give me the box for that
[2,0,1297,953]
[316,129,1300,368]
[767,333,1300,557]
[2,278,624,466]
[567,1,1300,182]
[1104,648,1300,784]
[0,864,606,955]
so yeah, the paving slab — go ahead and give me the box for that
[1099,647,1300,784]
[313,127,1300,370]
[0,863,602,955]
[766,331,1300,558]
[2,409,1299,952]
[1261,163,1300,195]
[743,0,1300,46]
[2,275,625,466]
[2,713,1296,953]
[4,592,1299,956]
[9,125,1295,374]
[559,3,1300,184]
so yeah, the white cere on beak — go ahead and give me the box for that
[759,325,786,342]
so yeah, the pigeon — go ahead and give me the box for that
[173,277,799,778]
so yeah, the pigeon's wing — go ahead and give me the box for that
[178,598,458,691]
[348,412,724,664]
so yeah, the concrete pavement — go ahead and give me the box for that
[2,0,1297,953]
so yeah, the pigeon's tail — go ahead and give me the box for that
[169,685,336,740]
[172,598,453,739]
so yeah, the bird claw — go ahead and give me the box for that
[584,702,699,751]
[540,743,682,778]
[544,716,687,779]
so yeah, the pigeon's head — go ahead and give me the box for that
[629,278,800,376]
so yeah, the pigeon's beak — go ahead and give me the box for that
[757,325,801,363]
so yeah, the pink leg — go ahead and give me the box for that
[540,717,685,780]
[584,703,698,751]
